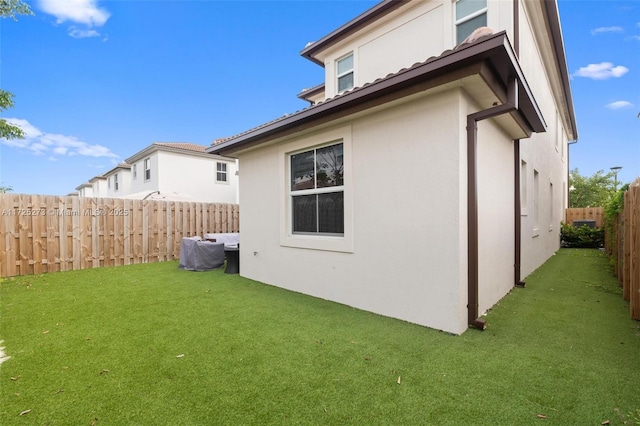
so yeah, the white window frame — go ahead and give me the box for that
[336,52,354,94]
[216,162,228,183]
[454,0,488,44]
[114,173,119,192]
[144,158,151,181]
[107,176,111,189]
[132,164,137,179]
[279,126,353,253]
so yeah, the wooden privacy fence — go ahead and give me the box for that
[607,179,640,320]
[0,194,239,278]
[565,207,604,227]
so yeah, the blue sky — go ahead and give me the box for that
[0,0,638,195]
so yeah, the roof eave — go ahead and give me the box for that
[300,0,408,66]
[542,0,578,141]
[212,32,546,156]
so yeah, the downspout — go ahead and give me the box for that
[467,77,519,330]
[513,0,525,288]
[514,141,526,287]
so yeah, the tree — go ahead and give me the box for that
[0,184,13,193]
[0,0,32,20]
[0,0,33,140]
[569,168,617,208]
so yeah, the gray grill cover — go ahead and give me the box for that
[178,237,225,271]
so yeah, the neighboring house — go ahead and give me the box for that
[103,163,132,198]
[74,143,239,203]
[209,0,577,334]
[75,183,94,197]
[89,175,108,198]
[124,143,238,204]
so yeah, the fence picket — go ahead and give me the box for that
[0,194,239,278]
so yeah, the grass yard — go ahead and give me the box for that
[0,249,639,425]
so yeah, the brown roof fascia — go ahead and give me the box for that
[542,0,578,140]
[211,32,545,157]
[300,0,409,66]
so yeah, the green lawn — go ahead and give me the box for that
[1,249,638,425]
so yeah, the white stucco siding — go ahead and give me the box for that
[516,3,568,279]
[129,154,160,195]
[157,151,238,203]
[476,117,515,315]
[237,89,468,334]
[321,1,451,99]
[358,4,445,86]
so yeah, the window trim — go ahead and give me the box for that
[454,0,488,44]
[336,52,354,94]
[279,125,353,253]
[216,162,228,183]
[132,164,137,179]
[144,158,151,181]
[114,173,119,192]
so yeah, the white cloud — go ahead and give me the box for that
[591,26,623,35]
[68,26,101,39]
[572,62,629,80]
[38,0,110,27]
[1,118,120,160]
[606,101,634,110]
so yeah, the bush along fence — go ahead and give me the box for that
[562,207,605,248]
[564,207,604,228]
[604,179,640,321]
[0,194,239,278]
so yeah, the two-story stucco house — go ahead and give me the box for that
[209,0,577,334]
[103,163,132,199]
[124,142,239,204]
[89,175,108,198]
[74,143,239,203]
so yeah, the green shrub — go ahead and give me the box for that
[560,222,604,248]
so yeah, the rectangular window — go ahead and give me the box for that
[290,142,344,235]
[133,164,137,179]
[336,53,354,93]
[455,0,487,44]
[108,176,111,189]
[216,162,227,182]
[144,158,151,181]
[114,173,119,192]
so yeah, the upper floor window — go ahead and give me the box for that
[336,53,354,93]
[455,0,487,44]
[144,158,151,181]
[114,173,119,191]
[290,142,344,236]
[216,162,227,183]
[132,164,137,179]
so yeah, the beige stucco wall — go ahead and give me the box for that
[237,89,473,334]
[517,0,569,278]
[317,0,515,100]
